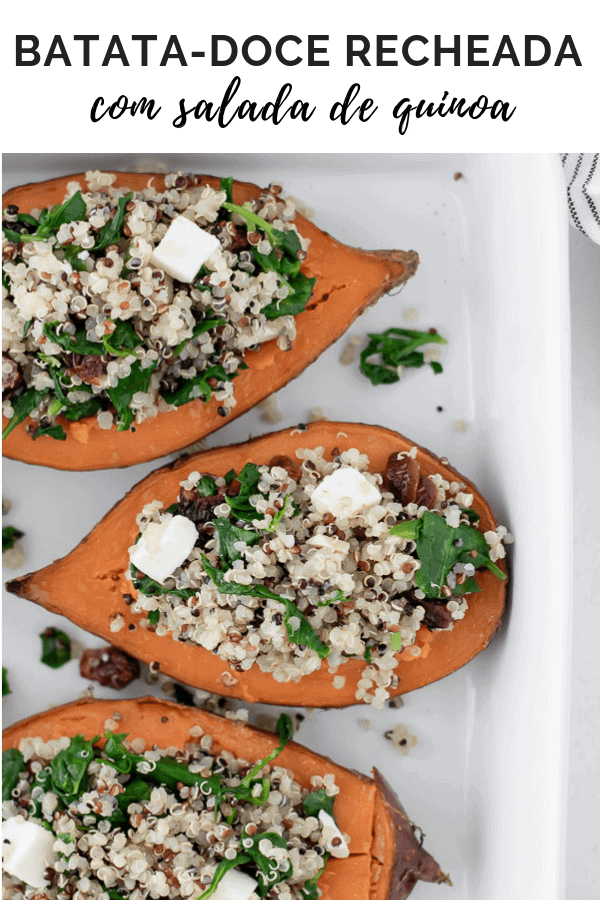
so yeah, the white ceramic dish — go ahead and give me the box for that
[1,153,571,899]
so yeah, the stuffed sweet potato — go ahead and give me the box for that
[2,696,449,900]
[6,422,509,707]
[2,172,418,470]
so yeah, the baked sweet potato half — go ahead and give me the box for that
[2,172,418,470]
[2,697,448,900]
[6,422,508,708]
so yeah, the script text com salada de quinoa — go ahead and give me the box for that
[15,33,581,134]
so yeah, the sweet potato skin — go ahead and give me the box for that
[2,697,448,900]
[6,421,507,708]
[2,173,419,470]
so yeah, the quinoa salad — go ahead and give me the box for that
[2,172,314,440]
[2,715,347,900]
[127,446,512,708]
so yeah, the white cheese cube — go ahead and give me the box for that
[2,817,57,888]
[311,467,382,520]
[210,867,259,900]
[151,215,220,283]
[130,515,198,584]
[318,809,350,858]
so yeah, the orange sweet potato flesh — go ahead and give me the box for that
[6,421,507,708]
[2,697,449,900]
[2,173,418,470]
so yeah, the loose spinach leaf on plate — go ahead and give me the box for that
[2,526,23,552]
[2,666,11,696]
[360,327,447,386]
[2,387,50,439]
[2,748,24,800]
[40,627,72,668]
[389,511,505,599]
[201,556,329,659]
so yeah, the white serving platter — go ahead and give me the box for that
[1,154,571,900]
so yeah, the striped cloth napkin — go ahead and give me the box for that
[561,153,600,245]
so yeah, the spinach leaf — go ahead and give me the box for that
[93,192,133,252]
[245,831,293,898]
[174,318,222,356]
[60,243,88,271]
[2,666,11,696]
[108,360,157,431]
[2,225,25,243]
[17,212,39,229]
[201,556,329,659]
[266,494,294,532]
[2,387,50,440]
[2,748,24,800]
[390,632,403,652]
[43,322,105,356]
[238,714,293,789]
[300,856,330,900]
[131,564,198,600]
[213,518,260,567]
[32,423,67,441]
[197,855,251,900]
[50,734,100,804]
[62,396,103,422]
[389,511,506,599]
[317,589,351,608]
[147,609,160,625]
[160,364,231,408]
[102,321,142,357]
[103,732,221,795]
[22,319,33,338]
[34,190,87,239]
[220,176,234,205]
[2,526,23,552]
[40,627,72,668]
[302,787,334,818]
[360,328,447,386]
[197,475,217,497]
[29,766,54,819]
[223,201,303,261]
[262,272,316,320]
[225,463,262,522]
[198,830,293,899]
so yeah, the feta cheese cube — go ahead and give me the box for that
[130,514,198,584]
[151,215,220,283]
[210,867,259,900]
[310,467,382,519]
[318,809,350,858]
[2,817,57,888]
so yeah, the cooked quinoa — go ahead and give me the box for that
[2,172,313,439]
[128,447,512,708]
[2,721,346,900]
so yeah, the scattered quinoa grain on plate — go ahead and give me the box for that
[2,172,314,441]
[127,446,511,708]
